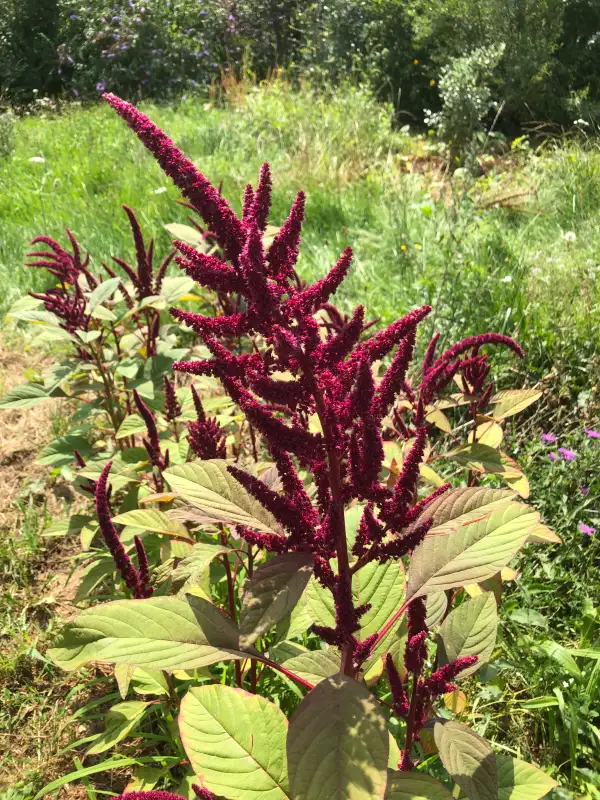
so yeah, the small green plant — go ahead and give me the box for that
[425,43,506,167]
[0,109,15,157]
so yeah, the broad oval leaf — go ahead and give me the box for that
[407,502,539,600]
[240,553,314,648]
[88,277,121,310]
[37,433,91,466]
[282,649,341,685]
[87,700,151,755]
[438,593,498,678]
[164,460,283,534]
[49,595,248,671]
[173,542,235,595]
[445,444,519,477]
[491,390,542,420]
[287,673,389,800]
[385,770,454,799]
[409,487,515,533]
[433,720,498,800]
[116,414,148,439]
[527,525,561,544]
[496,754,557,800]
[112,509,191,540]
[425,592,448,628]
[179,684,290,799]
[0,383,58,409]
[354,559,405,639]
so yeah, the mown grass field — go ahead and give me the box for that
[2,82,600,798]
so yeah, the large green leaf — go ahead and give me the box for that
[37,433,91,467]
[425,592,448,628]
[385,771,454,799]
[49,595,249,671]
[275,592,315,643]
[240,553,314,648]
[87,700,151,755]
[306,560,404,643]
[433,720,498,800]
[496,755,557,799]
[406,502,539,600]
[445,444,519,477]
[164,460,284,534]
[179,684,290,799]
[490,390,542,421]
[116,413,148,439]
[172,542,234,595]
[0,383,61,409]
[354,560,405,638]
[88,277,121,310]
[287,674,389,800]
[438,593,497,678]
[409,487,515,533]
[112,509,191,539]
[281,649,341,685]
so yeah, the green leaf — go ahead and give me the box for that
[112,509,190,539]
[305,576,335,628]
[240,553,314,648]
[385,771,454,799]
[425,592,448,627]
[43,515,92,537]
[49,595,249,671]
[87,700,151,755]
[32,757,149,800]
[445,445,520,477]
[354,560,405,638]
[536,641,582,680]
[115,664,134,699]
[434,720,498,800]
[438,593,498,678]
[172,542,234,595]
[0,383,57,409]
[497,755,557,799]
[75,558,115,602]
[281,649,341,685]
[131,668,170,696]
[90,304,117,321]
[287,674,389,800]
[179,684,291,799]
[88,277,121,311]
[76,329,102,344]
[116,413,149,439]
[275,592,315,643]
[37,433,91,467]
[164,459,283,534]
[164,223,204,247]
[407,502,539,600]
[160,276,196,303]
[491,390,542,421]
[410,487,516,531]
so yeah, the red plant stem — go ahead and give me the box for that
[246,545,258,692]
[401,672,421,770]
[92,342,124,446]
[261,657,315,691]
[220,529,242,687]
[304,360,354,676]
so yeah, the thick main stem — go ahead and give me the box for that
[220,529,242,687]
[306,363,355,677]
[401,674,420,771]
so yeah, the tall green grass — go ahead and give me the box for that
[1,81,599,397]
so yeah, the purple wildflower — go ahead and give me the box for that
[580,487,590,496]
[541,432,558,443]
[548,452,558,462]
[578,522,596,535]
[584,429,600,439]
[558,447,577,461]
[96,81,106,92]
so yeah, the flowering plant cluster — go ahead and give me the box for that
[2,97,561,800]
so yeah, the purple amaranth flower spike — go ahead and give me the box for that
[134,535,153,597]
[163,375,182,422]
[104,93,245,263]
[187,385,226,459]
[192,785,217,800]
[386,653,410,719]
[96,462,146,598]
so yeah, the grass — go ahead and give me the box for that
[2,80,599,399]
[2,79,600,797]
